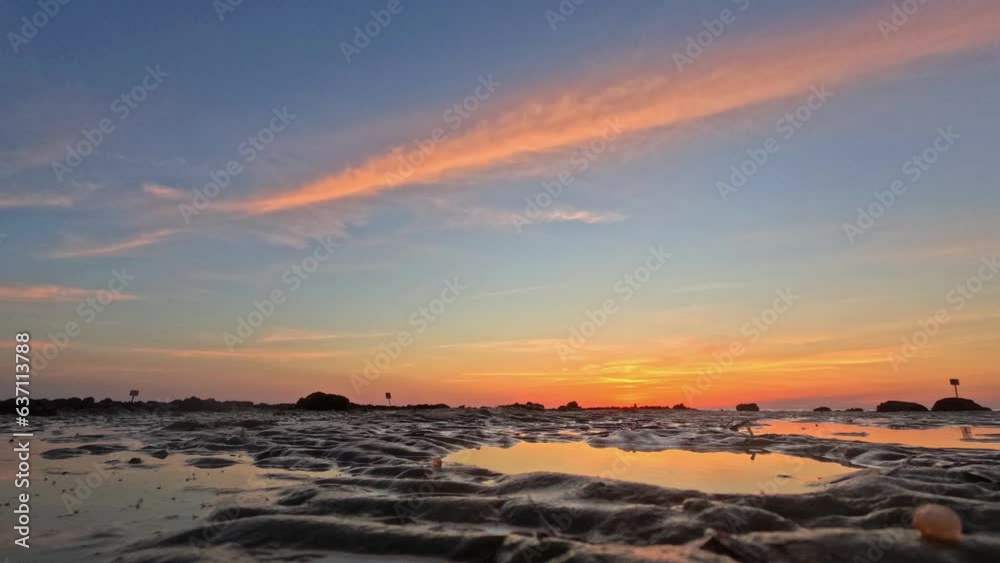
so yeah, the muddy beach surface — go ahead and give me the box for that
[3,409,999,562]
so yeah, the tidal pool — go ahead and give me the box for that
[757,421,1000,450]
[444,441,856,494]
[0,430,341,562]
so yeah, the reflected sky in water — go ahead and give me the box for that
[758,421,1000,450]
[445,441,856,494]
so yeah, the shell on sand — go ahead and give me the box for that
[913,504,962,542]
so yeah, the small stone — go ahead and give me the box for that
[913,504,962,543]
[431,458,443,470]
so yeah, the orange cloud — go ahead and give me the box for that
[49,229,178,258]
[142,183,188,201]
[125,346,341,361]
[229,2,1000,214]
[0,284,140,302]
[0,193,72,209]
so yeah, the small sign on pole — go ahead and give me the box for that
[949,379,960,398]
[129,389,140,403]
[385,392,392,407]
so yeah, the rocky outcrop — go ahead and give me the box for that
[557,401,582,411]
[736,403,760,412]
[813,407,831,412]
[498,402,545,410]
[173,397,225,412]
[295,392,351,411]
[672,403,691,410]
[875,401,928,412]
[931,398,990,412]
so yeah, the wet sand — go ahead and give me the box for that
[2,409,998,562]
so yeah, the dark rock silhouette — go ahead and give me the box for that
[295,392,351,411]
[845,408,864,412]
[736,403,760,412]
[876,400,928,412]
[557,401,582,411]
[931,397,990,412]
[173,397,224,412]
[498,402,545,410]
[672,403,691,410]
[813,407,831,412]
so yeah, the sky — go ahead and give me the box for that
[2,0,999,409]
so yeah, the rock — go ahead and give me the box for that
[498,402,545,410]
[672,403,690,410]
[813,406,831,412]
[736,403,760,412]
[557,401,582,411]
[128,457,143,465]
[172,397,225,412]
[875,400,928,412]
[845,408,864,412]
[295,392,351,411]
[931,397,990,412]
[913,504,962,542]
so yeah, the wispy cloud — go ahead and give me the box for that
[437,203,626,230]
[434,338,565,353]
[49,229,178,258]
[257,327,392,344]
[532,209,627,226]
[473,283,569,300]
[124,346,342,360]
[226,3,1000,214]
[0,284,140,302]
[142,183,188,201]
[0,193,73,209]
[672,282,747,294]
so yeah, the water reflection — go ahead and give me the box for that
[444,441,855,494]
[757,421,1000,450]
[0,431,340,562]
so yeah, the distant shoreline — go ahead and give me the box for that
[2,393,992,415]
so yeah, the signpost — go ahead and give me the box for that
[385,392,392,407]
[129,389,140,403]
[949,379,960,398]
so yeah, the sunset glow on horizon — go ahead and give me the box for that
[3,0,999,409]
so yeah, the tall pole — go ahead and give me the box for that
[954,383,959,398]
